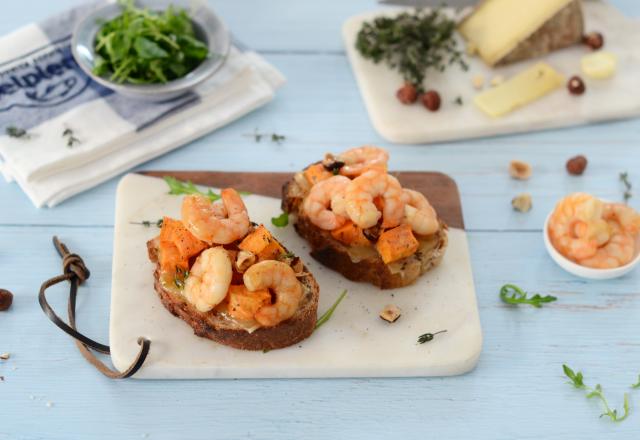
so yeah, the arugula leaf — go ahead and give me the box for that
[563,364,630,422]
[93,0,209,84]
[315,290,347,330]
[271,212,289,228]
[499,284,557,308]
[163,176,220,201]
[632,375,640,389]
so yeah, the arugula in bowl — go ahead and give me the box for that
[93,0,209,84]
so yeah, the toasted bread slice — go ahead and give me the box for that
[282,169,448,289]
[147,233,319,351]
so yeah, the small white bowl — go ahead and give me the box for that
[543,212,640,280]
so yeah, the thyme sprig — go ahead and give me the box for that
[244,129,286,144]
[130,219,163,228]
[355,8,468,92]
[62,128,81,148]
[620,172,632,203]
[315,290,348,330]
[500,284,557,308]
[417,329,447,344]
[5,126,30,139]
[163,176,220,201]
[563,364,630,422]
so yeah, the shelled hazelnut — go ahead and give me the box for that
[582,32,604,50]
[396,83,418,104]
[512,193,532,213]
[567,76,586,95]
[566,155,588,175]
[0,289,13,311]
[421,90,441,111]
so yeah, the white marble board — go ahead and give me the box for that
[342,2,640,144]
[109,174,482,379]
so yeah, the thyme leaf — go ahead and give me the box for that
[130,219,163,228]
[355,8,468,92]
[271,212,289,228]
[620,172,632,203]
[174,266,189,289]
[244,129,286,144]
[163,176,220,202]
[62,128,81,148]
[417,329,447,344]
[563,364,630,422]
[5,126,30,139]
[500,284,557,308]
[315,290,347,330]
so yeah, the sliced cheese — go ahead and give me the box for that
[474,63,564,118]
[581,52,617,79]
[458,0,583,66]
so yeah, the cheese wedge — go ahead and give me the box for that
[458,0,584,67]
[474,63,564,117]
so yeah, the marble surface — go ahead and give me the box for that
[110,174,481,378]
[343,2,640,143]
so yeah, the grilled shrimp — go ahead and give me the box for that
[343,169,405,229]
[243,260,302,327]
[183,247,232,313]
[336,146,389,177]
[303,175,351,230]
[181,188,250,244]
[402,189,439,236]
[548,193,610,261]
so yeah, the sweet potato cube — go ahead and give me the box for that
[159,217,206,259]
[303,163,332,186]
[331,220,371,247]
[238,225,285,261]
[227,285,271,322]
[375,224,419,264]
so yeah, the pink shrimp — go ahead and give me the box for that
[343,170,405,229]
[303,175,351,230]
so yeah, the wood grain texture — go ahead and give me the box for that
[0,0,640,439]
[140,170,465,229]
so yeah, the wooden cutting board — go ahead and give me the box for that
[110,172,480,379]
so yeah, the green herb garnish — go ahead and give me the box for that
[271,212,289,228]
[499,284,557,308]
[620,172,632,203]
[315,290,347,330]
[632,375,640,389]
[130,219,163,228]
[355,9,467,92]
[245,129,286,144]
[6,126,30,139]
[93,0,210,84]
[163,176,220,201]
[563,364,630,422]
[62,128,80,148]
[417,329,447,344]
[454,96,463,106]
[174,266,189,289]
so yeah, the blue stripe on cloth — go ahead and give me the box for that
[0,0,203,132]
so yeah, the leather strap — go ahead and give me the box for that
[38,236,150,379]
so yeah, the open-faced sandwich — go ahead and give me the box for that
[147,188,319,350]
[282,146,448,289]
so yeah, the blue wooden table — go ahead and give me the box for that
[2,1,640,439]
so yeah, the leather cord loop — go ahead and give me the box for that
[38,236,150,379]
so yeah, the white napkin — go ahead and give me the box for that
[0,3,285,207]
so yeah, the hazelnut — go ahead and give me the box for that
[509,160,532,180]
[490,75,505,87]
[421,90,441,112]
[322,153,345,173]
[379,304,402,323]
[290,256,304,274]
[0,289,13,311]
[472,74,485,90]
[567,76,586,95]
[235,250,256,273]
[396,83,418,105]
[511,193,532,213]
[566,155,588,175]
[0,352,9,360]
[582,32,604,50]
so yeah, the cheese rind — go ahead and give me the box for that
[474,63,564,117]
[458,0,584,67]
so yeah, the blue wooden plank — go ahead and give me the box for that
[0,227,639,440]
